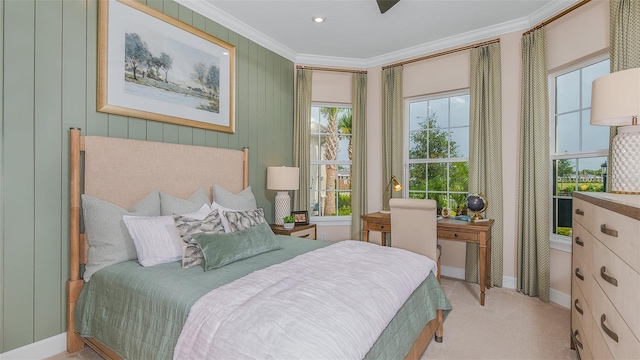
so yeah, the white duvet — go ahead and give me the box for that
[173,240,437,360]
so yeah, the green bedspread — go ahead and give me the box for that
[75,236,451,359]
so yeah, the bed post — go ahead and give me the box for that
[242,147,249,189]
[67,128,85,352]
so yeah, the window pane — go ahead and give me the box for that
[556,112,580,153]
[409,163,426,191]
[409,101,428,131]
[450,95,470,127]
[555,158,577,195]
[310,134,321,161]
[581,59,610,106]
[427,163,447,191]
[428,129,450,159]
[427,192,447,209]
[310,104,352,217]
[449,162,469,192]
[338,137,350,161]
[552,59,609,237]
[429,98,449,128]
[581,109,609,151]
[449,127,469,158]
[409,130,428,159]
[556,69,580,113]
[577,157,607,192]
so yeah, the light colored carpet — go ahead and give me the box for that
[48,277,578,360]
[423,278,579,360]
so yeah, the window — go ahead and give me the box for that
[310,104,352,218]
[551,58,610,244]
[405,92,470,213]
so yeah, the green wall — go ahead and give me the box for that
[0,0,294,352]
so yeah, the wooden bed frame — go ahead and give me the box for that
[65,128,443,359]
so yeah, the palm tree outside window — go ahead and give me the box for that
[310,104,352,217]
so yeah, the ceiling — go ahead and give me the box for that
[176,0,580,68]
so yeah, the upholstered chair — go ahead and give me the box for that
[389,198,441,282]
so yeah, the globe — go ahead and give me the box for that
[465,193,488,220]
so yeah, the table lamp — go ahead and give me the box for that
[267,166,300,225]
[590,67,640,194]
[380,175,402,213]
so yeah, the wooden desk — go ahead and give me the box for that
[361,212,494,305]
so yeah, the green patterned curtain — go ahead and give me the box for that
[293,68,312,211]
[351,72,368,240]
[608,0,640,187]
[382,66,404,211]
[465,42,504,287]
[517,28,550,302]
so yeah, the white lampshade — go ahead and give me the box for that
[591,67,640,126]
[267,166,300,191]
[267,166,299,224]
[590,67,640,194]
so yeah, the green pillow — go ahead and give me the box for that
[192,222,283,271]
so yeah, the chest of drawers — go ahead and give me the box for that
[571,192,640,359]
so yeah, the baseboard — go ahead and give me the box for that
[0,333,66,359]
[440,266,570,308]
[550,287,571,309]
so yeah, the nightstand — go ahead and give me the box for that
[270,223,316,240]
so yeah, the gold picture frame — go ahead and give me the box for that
[98,0,236,133]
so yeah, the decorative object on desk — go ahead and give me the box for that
[283,215,295,229]
[291,210,309,225]
[267,166,300,225]
[590,67,640,194]
[465,193,488,220]
[380,175,402,213]
[441,207,451,218]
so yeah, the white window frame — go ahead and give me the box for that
[548,54,610,253]
[309,102,352,226]
[403,90,470,205]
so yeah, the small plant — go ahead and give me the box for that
[283,215,295,223]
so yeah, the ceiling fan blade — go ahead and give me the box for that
[376,0,400,14]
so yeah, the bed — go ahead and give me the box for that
[66,128,451,359]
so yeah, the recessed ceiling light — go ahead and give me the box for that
[312,16,325,23]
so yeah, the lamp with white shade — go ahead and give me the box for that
[590,67,640,194]
[267,166,300,225]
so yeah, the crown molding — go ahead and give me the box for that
[175,0,581,69]
[174,0,298,62]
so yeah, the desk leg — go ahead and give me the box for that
[479,243,487,306]
[362,220,369,242]
[486,234,492,289]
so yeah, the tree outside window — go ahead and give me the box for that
[406,94,469,214]
[310,105,352,217]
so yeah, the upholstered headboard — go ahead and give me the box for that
[66,128,249,356]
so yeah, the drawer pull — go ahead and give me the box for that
[572,329,583,350]
[574,237,584,247]
[600,266,618,287]
[600,224,618,237]
[600,314,619,343]
[574,268,584,281]
[575,209,584,216]
[299,233,310,238]
[574,299,583,315]
[454,233,459,238]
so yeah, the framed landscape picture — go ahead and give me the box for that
[98,0,236,133]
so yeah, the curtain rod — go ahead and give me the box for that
[523,0,591,35]
[381,38,500,70]
[296,65,367,74]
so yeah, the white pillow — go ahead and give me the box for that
[123,204,210,267]
[210,201,234,233]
